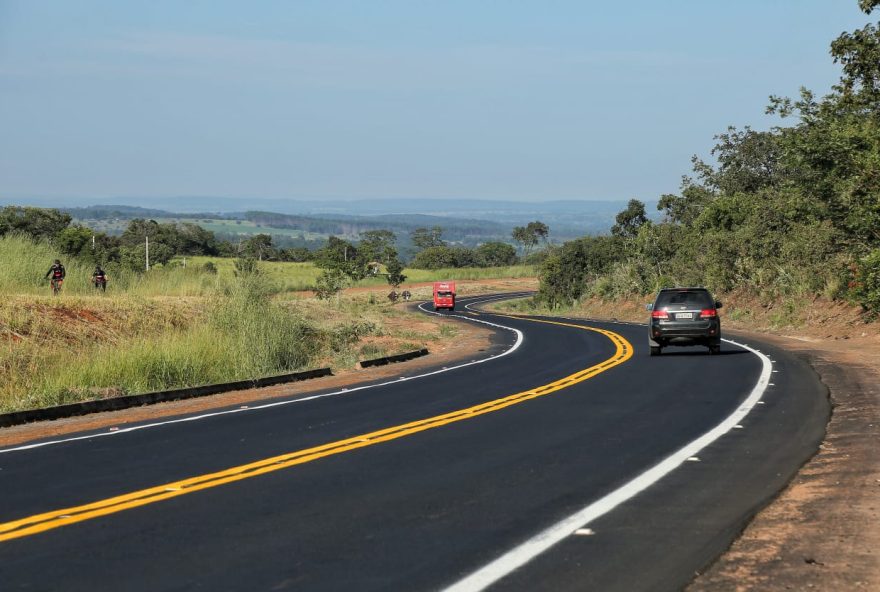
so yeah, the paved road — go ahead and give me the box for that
[0,294,828,591]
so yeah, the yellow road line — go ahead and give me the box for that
[0,318,632,543]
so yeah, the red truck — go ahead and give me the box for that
[433,281,456,311]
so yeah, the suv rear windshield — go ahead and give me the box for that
[656,290,713,308]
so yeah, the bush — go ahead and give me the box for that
[330,321,378,352]
[852,249,880,316]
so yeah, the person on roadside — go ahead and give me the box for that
[45,259,66,295]
[92,265,108,292]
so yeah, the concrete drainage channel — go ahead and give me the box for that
[0,349,430,428]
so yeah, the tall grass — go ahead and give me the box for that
[1,277,324,412]
[0,235,532,412]
[186,256,537,290]
[0,234,224,297]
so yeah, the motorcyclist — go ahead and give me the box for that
[92,265,108,292]
[45,259,66,294]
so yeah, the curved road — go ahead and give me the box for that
[0,293,828,591]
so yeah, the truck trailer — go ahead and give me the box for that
[433,281,456,311]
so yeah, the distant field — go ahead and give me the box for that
[186,256,324,291]
[185,257,536,291]
[75,217,334,241]
[194,219,331,241]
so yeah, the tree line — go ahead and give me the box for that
[0,207,317,269]
[1,206,553,287]
[538,0,880,315]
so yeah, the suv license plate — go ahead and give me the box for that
[676,312,693,320]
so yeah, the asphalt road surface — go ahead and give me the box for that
[0,293,828,591]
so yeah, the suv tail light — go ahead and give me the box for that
[700,309,717,318]
[651,310,669,319]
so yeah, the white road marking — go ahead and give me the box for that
[0,296,525,455]
[442,338,773,592]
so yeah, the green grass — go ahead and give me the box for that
[402,265,536,282]
[187,256,535,292]
[0,235,224,297]
[0,279,324,412]
[186,256,323,291]
[0,234,536,412]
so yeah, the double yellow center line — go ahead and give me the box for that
[0,317,632,543]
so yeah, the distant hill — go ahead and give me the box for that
[60,205,234,220]
[6,196,656,238]
[244,211,509,243]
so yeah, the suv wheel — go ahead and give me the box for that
[708,344,721,355]
[650,346,661,356]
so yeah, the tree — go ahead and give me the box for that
[55,225,95,258]
[358,230,398,264]
[119,219,176,267]
[658,179,715,225]
[315,268,348,300]
[0,206,71,240]
[511,221,549,258]
[475,241,518,267]
[175,223,220,256]
[385,257,407,288]
[410,246,477,269]
[699,127,784,195]
[55,225,121,265]
[611,199,648,240]
[536,236,622,306]
[314,236,368,280]
[410,226,445,250]
[279,247,312,262]
[242,234,275,260]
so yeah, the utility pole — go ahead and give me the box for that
[145,235,150,271]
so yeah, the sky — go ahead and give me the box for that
[0,1,873,204]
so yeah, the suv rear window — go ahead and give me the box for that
[656,290,713,308]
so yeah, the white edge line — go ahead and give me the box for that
[0,296,525,455]
[442,337,773,592]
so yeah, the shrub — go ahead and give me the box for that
[852,249,880,316]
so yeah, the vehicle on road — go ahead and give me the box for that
[433,281,456,311]
[647,287,722,356]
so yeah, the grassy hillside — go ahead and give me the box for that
[185,256,535,291]
[0,235,536,413]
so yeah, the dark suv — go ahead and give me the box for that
[647,287,722,356]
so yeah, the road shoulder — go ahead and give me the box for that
[688,332,880,591]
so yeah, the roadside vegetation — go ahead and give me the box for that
[0,230,535,413]
[535,0,880,320]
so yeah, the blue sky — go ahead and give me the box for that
[0,1,872,203]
